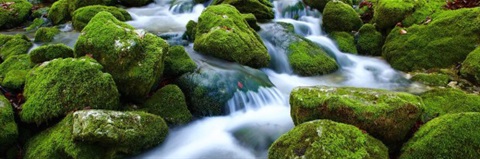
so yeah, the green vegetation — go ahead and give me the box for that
[47,0,70,25]
[0,54,32,83]
[322,1,362,33]
[461,47,480,84]
[163,45,197,78]
[372,0,426,31]
[289,41,339,76]
[211,0,274,20]
[142,84,193,125]
[329,31,357,54]
[0,0,32,29]
[72,5,132,31]
[410,73,450,86]
[0,94,18,154]
[2,70,28,90]
[0,34,31,60]
[29,43,74,64]
[419,88,480,121]
[34,27,60,43]
[302,0,352,12]
[356,24,383,56]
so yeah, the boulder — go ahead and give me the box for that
[372,0,426,31]
[290,86,424,148]
[0,94,18,154]
[410,72,449,87]
[47,0,70,25]
[20,58,120,124]
[29,43,74,64]
[34,27,60,43]
[302,0,352,12]
[322,1,362,33]
[75,11,168,101]
[163,45,197,78]
[72,5,132,31]
[68,0,116,15]
[328,31,357,54]
[268,120,388,159]
[356,24,383,56]
[184,20,197,41]
[211,0,274,20]
[0,54,32,82]
[400,0,445,27]
[2,70,28,90]
[400,112,480,159]
[0,34,32,60]
[142,84,193,125]
[420,88,480,121]
[461,47,480,84]
[193,4,270,68]
[0,0,32,29]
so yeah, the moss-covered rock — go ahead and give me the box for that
[184,20,197,41]
[2,70,28,90]
[29,43,74,64]
[142,84,192,125]
[20,58,120,124]
[176,62,274,116]
[302,0,352,12]
[419,88,480,121]
[68,0,116,15]
[268,120,388,159]
[118,0,152,7]
[460,47,480,84]
[72,5,132,31]
[0,54,32,82]
[75,11,168,101]
[193,4,270,68]
[410,72,449,87]
[242,13,260,31]
[383,8,480,71]
[163,45,197,78]
[26,18,47,32]
[260,22,338,76]
[0,0,33,29]
[0,94,18,154]
[372,0,426,31]
[401,0,445,27]
[0,34,32,60]
[322,1,362,33]
[34,27,60,43]
[290,86,424,148]
[329,31,357,54]
[211,0,274,21]
[356,24,383,56]
[47,0,70,25]
[31,6,49,18]
[400,112,480,159]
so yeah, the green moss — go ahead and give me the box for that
[184,20,197,41]
[0,54,32,82]
[211,0,274,20]
[400,112,480,159]
[329,31,357,54]
[163,45,197,78]
[193,4,270,68]
[75,11,168,101]
[2,70,28,90]
[356,24,383,56]
[0,34,32,60]
[34,27,60,43]
[268,120,388,159]
[31,6,49,18]
[383,8,480,71]
[401,0,446,27]
[118,0,151,7]
[72,5,132,31]
[242,13,260,31]
[410,73,449,86]
[322,1,362,33]
[290,86,424,148]
[20,58,120,124]
[302,0,353,12]
[419,88,480,121]
[0,94,18,154]
[47,0,70,25]
[460,47,480,84]
[289,41,339,76]
[26,18,46,32]
[0,0,33,29]
[142,84,193,125]
[29,43,74,64]
[68,0,116,16]
[372,0,426,31]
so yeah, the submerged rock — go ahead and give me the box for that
[75,11,168,101]
[34,27,61,43]
[400,112,480,158]
[72,5,132,31]
[211,0,274,20]
[20,58,120,124]
[142,84,193,125]
[268,120,388,159]
[0,0,33,29]
[290,86,424,148]
[356,24,383,56]
[194,4,270,68]
[322,1,362,33]
[0,94,18,154]
[420,88,480,121]
[29,43,74,64]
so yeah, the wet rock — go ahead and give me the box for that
[461,47,480,84]
[184,20,197,41]
[163,45,197,78]
[72,5,131,31]
[47,0,70,25]
[20,58,120,124]
[29,43,74,64]
[410,72,449,87]
[34,27,60,43]
[372,0,426,31]
[0,0,33,29]
[142,84,193,125]
[211,0,274,21]
[328,31,357,54]
[356,24,383,56]
[0,94,18,154]
[268,120,388,159]
[419,88,480,121]
[322,1,362,33]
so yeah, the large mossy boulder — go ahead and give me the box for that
[72,5,132,31]
[75,11,168,101]
[260,23,338,76]
[20,58,120,124]
[400,112,480,159]
[372,0,426,31]
[193,4,270,69]
[211,0,274,20]
[176,61,274,116]
[322,1,362,33]
[290,86,424,147]
[0,54,32,82]
[356,24,383,56]
[47,0,70,25]
[268,120,388,159]
[29,43,74,64]
[419,88,480,121]
[383,8,480,71]
[329,31,357,54]
[163,45,197,78]
[0,94,18,154]
[2,69,28,90]
[0,0,33,29]
[34,27,60,43]
[302,0,352,12]
[118,0,152,7]
[142,84,193,125]
[0,34,32,60]
[461,47,480,84]
[24,110,168,159]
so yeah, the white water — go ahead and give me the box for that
[132,0,412,158]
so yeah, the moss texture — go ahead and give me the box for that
[47,0,70,25]
[20,58,120,124]
[268,120,388,159]
[382,8,480,71]
[26,18,46,32]
[419,88,480,121]
[322,1,362,33]
[72,5,132,31]
[460,47,480,84]
[0,54,32,82]
[356,24,383,56]
[400,112,480,159]
[29,43,74,64]
[184,20,197,41]
[75,11,168,101]
[0,94,18,154]
[329,31,357,54]
[410,73,449,86]
[68,0,116,15]
[0,0,32,29]
[211,0,274,20]
[242,13,260,31]
[118,0,152,7]
[0,34,32,60]
[142,84,193,125]
[163,45,197,78]
[401,0,446,27]
[302,0,352,12]
[290,86,424,148]
[2,70,28,90]
[372,0,426,31]
[193,4,270,69]
[34,27,60,43]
